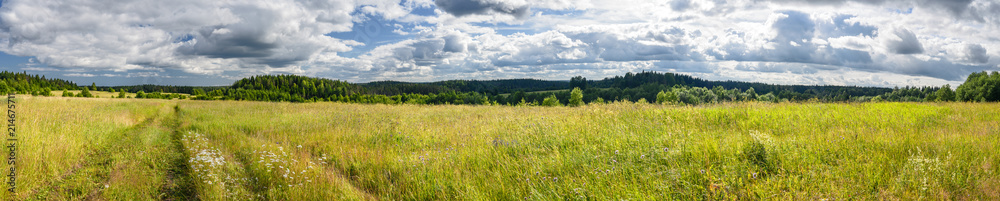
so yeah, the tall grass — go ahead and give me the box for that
[174,101,999,200]
[5,96,997,199]
[4,96,179,200]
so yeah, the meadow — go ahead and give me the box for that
[4,96,999,200]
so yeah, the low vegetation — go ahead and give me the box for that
[2,71,998,199]
[6,96,998,200]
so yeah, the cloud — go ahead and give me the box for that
[670,0,692,11]
[814,14,877,38]
[880,28,924,54]
[963,44,989,64]
[764,10,816,62]
[3,0,998,88]
[434,0,531,19]
[336,5,992,83]
[64,73,96,77]
[0,0,359,74]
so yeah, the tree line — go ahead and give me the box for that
[0,71,80,95]
[8,70,1000,105]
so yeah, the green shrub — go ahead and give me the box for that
[541,95,562,106]
[568,87,583,107]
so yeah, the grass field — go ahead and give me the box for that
[3,96,999,200]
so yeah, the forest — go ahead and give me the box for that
[5,70,1000,105]
[184,71,996,105]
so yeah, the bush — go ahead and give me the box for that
[758,92,778,103]
[62,90,73,97]
[871,95,884,102]
[80,87,93,98]
[656,90,678,104]
[541,95,562,106]
[592,97,605,104]
[568,87,583,107]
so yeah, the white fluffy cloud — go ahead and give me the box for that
[1,0,998,87]
[332,0,999,85]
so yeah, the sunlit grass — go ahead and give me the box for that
[5,96,997,199]
[4,96,181,200]
[173,101,999,200]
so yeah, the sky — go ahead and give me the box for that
[0,0,998,87]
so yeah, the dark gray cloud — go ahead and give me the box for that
[883,28,923,54]
[435,0,530,19]
[964,44,989,64]
[180,25,278,59]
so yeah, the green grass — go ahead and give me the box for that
[5,96,1000,200]
[4,96,181,200]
